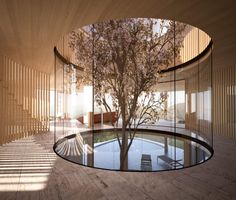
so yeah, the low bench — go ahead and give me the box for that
[157,155,183,168]
[77,112,117,124]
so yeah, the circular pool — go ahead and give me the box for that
[54,129,213,172]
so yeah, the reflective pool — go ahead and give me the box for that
[54,129,212,171]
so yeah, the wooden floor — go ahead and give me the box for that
[0,132,236,200]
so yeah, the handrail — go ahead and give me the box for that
[54,47,84,71]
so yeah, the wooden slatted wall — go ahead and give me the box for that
[0,54,50,145]
[180,27,211,63]
[213,65,236,139]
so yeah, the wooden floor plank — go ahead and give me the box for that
[0,132,236,200]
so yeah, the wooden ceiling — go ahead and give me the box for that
[0,0,235,74]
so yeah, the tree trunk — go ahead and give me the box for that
[120,115,128,170]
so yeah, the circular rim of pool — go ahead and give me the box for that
[53,128,214,172]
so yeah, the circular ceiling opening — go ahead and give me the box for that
[57,18,211,72]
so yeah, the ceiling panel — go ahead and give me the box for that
[0,0,235,74]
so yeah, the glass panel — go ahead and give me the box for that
[53,18,213,171]
[198,49,212,145]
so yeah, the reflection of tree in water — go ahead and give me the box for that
[69,18,186,170]
[94,132,116,143]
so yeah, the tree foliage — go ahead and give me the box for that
[69,18,186,169]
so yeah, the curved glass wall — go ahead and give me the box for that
[53,18,213,171]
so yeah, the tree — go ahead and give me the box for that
[69,18,186,170]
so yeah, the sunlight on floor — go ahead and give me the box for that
[0,136,56,191]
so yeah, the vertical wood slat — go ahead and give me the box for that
[48,74,50,131]
[2,56,5,143]
[43,73,45,131]
[9,59,12,141]
[213,64,236,139]
[40,72,43,132]
[0,55,3,144]
[0,55,2,144]
[232,65,235,138]
[36,70,38,133]
[28,67,31,135]
[33,69,35,132]
[22,63,25,138]
[45,73,47,131]
[1,57,4,143]
[35,70,37,133]
[0,54,50,145]
[6,56,8,143]
[39,71,41,132]
[180,27,210,64]
[25,66,28,136]
[42,72,44,131]
[13,61,15,139]
[4,56,7,142]
[12,61,15,139]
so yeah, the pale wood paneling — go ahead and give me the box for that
[56,33,77,64]
[213,65,236,139]
[0,54,51,145]
[0,1,235,74]
[56,25,211,68]
[180,27,210,64]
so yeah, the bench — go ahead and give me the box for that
[77,112,117,125]
[157,155,183,168]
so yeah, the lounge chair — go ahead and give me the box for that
[157,155,183,168]
[141,154,152,171]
